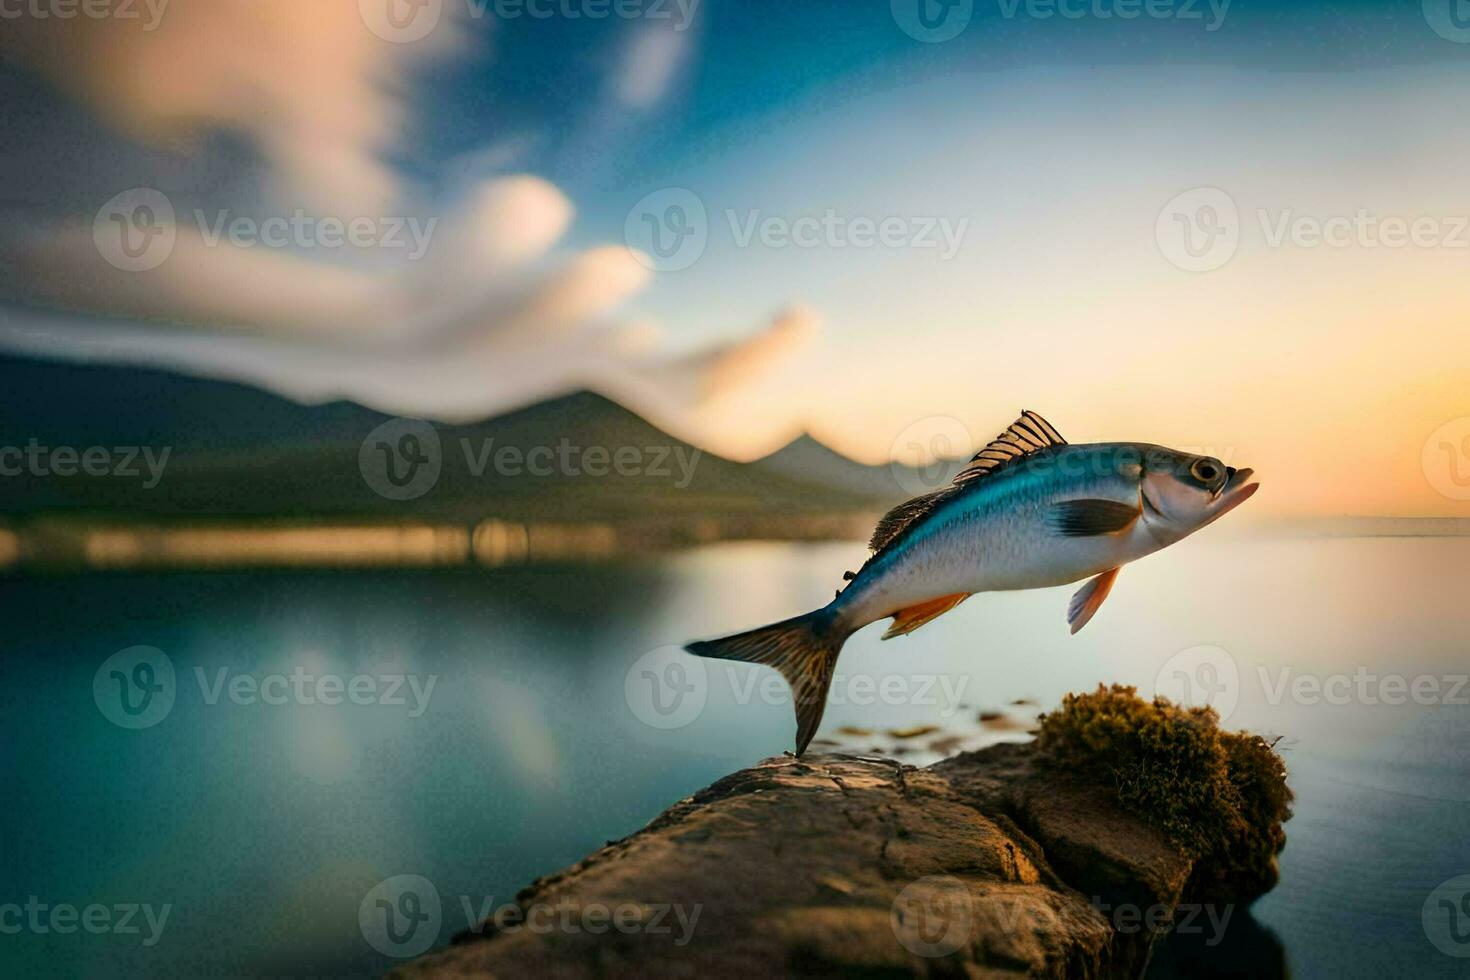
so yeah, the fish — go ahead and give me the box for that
[684,411,1259,755]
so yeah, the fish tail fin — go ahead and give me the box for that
[685,608,851,756]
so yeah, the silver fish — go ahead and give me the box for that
[685,411,1259,754]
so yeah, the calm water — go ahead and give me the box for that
[3,532,1469,978]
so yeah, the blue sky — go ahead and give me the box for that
[1,1,1469,515]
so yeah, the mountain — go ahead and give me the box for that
[0,355,926,524]
[755,433,963,500]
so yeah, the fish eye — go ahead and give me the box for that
[1190,458,1223,484]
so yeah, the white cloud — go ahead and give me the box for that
[0,0,467,215]
[613,23,692,110]
[0,0,819,458]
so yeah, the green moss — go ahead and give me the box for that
[1035,685,1292,884]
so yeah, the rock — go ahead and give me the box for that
[392,741,1285,979]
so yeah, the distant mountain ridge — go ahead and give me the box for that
[0,355,935,523]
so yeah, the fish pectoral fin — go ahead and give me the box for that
[1046,498,1141,537]
[1067,567,1120,634]
[882,592,972,640]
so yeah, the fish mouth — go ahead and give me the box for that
[1206,466,1258,523]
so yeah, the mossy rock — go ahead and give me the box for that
[1035,684,1292,902]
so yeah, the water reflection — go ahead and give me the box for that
[1,532,1467,977]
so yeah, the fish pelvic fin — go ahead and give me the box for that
[1067,567,1120,634]
[686,609,851,756]
[881,592,972,640]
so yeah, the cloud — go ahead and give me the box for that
[613,22,693,111]
[0,174,580,338]
[0,0,467,215]
[0,0,818,456]
[0,248,815,448]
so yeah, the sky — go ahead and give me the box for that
[0,0,1468,517]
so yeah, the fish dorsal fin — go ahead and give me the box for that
[868,410,1066,553]
[952,409,1067,485]
[868,488,950,551]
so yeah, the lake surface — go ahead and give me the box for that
[3,531,1468,978]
